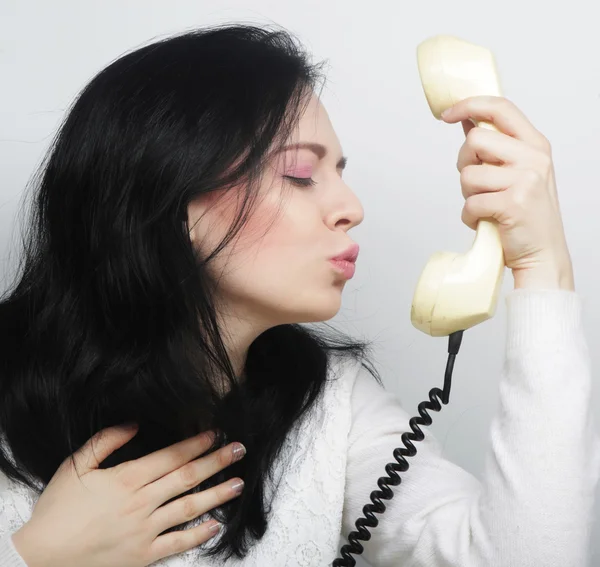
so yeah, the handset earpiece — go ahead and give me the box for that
[410,35,506,337]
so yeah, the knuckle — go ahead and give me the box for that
[464,195,478,213]
[489,96,513,117]
[181,495,198,520]
[497,96,513,111]
[509,187,528,210]
[466,127,490,150]
[537,134,552,154]
[465,127,482,146]
[179,462,199,489]
[168,533,185,554]
[522,168,543,187]
[115,467,138,491]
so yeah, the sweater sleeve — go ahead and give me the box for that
[342,290,600,567]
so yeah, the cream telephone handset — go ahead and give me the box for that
[333,36,506,566]
[411,35,505,337]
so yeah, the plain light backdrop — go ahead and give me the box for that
[1,1,599,565]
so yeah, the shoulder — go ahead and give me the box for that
[284,353,367,450]
[323,353,371,404]
[317,353,383,435]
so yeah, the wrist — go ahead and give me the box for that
[12,525,56,567]
[512,263,575,291]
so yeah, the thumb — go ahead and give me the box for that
[71,423,139,476]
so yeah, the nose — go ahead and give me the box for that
[325,181,364,232]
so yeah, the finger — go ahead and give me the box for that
[460,164,518,199]
[456,127,537,169]
[441,96,549,150]
[125,430,218,489]
[461,119,475,137]
[461,192,507,230]
[71,423,139,476]
[150,477,244,534]
[149,518,223,563]
[145,442,246,504]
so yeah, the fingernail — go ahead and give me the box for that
[230,478,245,495]
[207,520,222,535]
[441,107,451,119]
[232,442,246,462]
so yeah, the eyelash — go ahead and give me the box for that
[283,175,317,188]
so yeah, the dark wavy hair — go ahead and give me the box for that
[0,24,375,560]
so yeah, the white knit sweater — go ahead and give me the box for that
[0,290,598,566]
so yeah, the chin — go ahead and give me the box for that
[284,293,343,324]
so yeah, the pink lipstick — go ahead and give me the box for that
[330,243,359,279]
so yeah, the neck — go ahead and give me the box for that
[218,309,271,379]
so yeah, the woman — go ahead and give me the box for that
[0,24,596,567]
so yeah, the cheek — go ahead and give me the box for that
[193,189,322,286]
[191,190,266,253]
[238,195,318,261]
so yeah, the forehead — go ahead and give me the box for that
[292,95,342,152]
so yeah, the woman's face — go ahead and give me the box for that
[188,95,364,331]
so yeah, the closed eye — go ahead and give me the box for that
[283,176,317,187]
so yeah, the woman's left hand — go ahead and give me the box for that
[441,95,574,291]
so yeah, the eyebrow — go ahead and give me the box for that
[280,142,348,170]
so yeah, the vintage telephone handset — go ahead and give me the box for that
[333,35,506,566]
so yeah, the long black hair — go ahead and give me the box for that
[0,24,375,560]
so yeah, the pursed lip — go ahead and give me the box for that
[330,243,360,263]
[329,243,359,279]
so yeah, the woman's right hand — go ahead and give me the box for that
[11,423,245,567]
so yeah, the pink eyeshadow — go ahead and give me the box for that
[284,164,313,177]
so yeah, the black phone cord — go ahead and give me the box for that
[332,330,464,566]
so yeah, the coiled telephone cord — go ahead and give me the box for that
[332,330,464,566]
